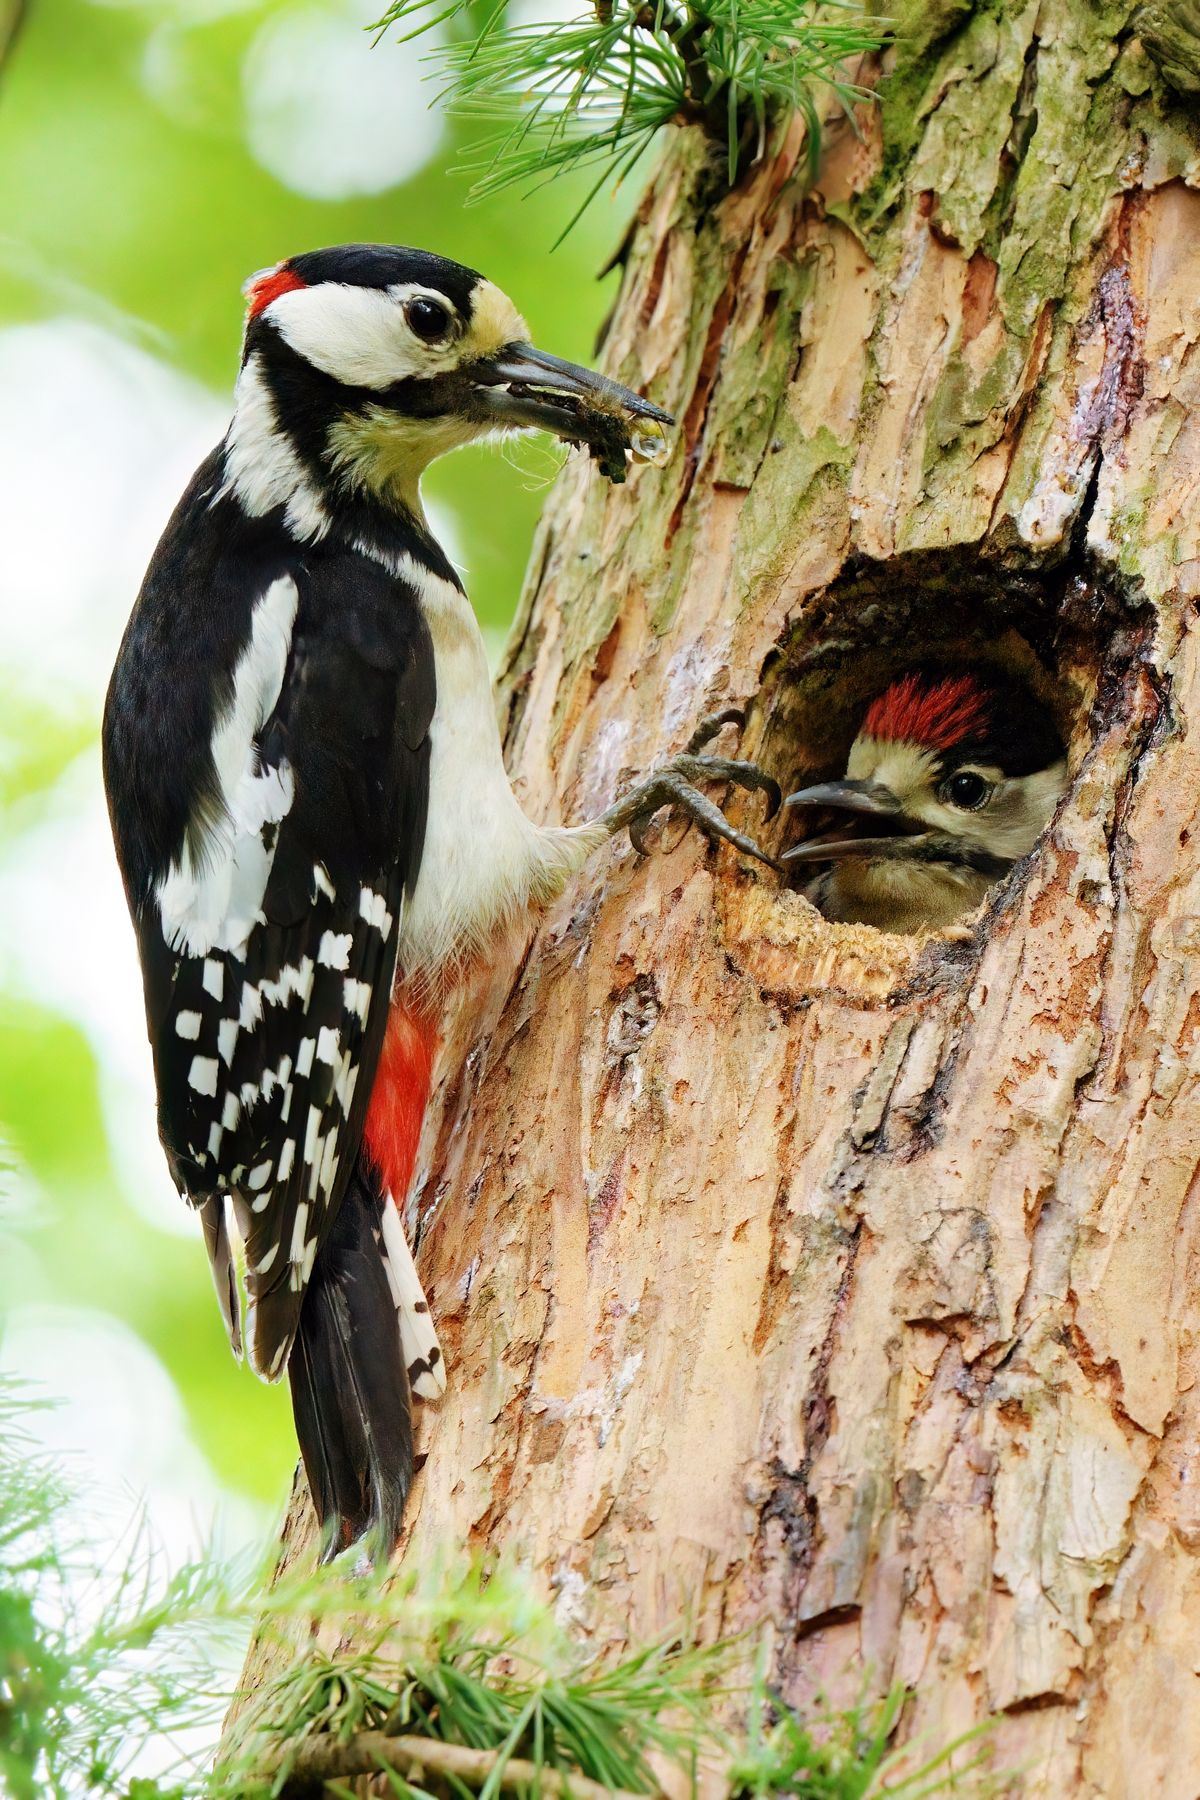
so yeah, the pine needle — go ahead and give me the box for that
[371,0,890,229]
[215,1598,733,1799]
[0,1375,995,1799]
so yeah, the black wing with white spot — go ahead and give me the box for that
[104,474,435,1381]
[155,846,411,1379]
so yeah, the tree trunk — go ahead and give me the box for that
[237,6,1200,1792]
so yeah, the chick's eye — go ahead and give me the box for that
[406,296,452,343]
[943,770,990,810]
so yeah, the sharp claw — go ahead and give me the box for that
[628,811,655,856]
[659,776,782,871]
[603,747,783,872]
[715,829,783,871]
[685,707,746,756]
[673,753,782,821]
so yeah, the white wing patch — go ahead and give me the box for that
[189,1055,219,1096]
[377,1194,445,1399]
[156,575,299,959]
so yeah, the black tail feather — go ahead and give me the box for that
[288,1159,414,1562]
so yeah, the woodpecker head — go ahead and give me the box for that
[235,243,671,525]
[782,668,1068,932]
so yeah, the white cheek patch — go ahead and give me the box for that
[848,734,1067,866]
[953,760,1067,861]
[269,282,465,389]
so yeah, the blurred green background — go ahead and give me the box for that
[0,0,623,1552]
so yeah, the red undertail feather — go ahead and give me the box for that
[364,1002,439,1205]
[245,266,307,318]
[862,671,992,751]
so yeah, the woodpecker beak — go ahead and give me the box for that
[781,778,935,866]
[470,343,673,475]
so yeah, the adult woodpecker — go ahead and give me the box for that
[103,243,778,1559]
[782,668,1067,932]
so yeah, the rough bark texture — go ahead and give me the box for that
[238,6,1200,1793]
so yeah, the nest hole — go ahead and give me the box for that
[743,548,1151,950]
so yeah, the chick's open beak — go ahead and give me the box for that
[471,343,673,477]
[781,778,933,866]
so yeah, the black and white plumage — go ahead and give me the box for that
[105,242,775,1559]
[106,477,432,1382]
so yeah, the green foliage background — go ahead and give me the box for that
[0,0,621,1517]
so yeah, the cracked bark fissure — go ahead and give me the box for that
[231,5,1200,1793]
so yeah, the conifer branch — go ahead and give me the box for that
[372,0,890,229]
[268,1729,657,1799]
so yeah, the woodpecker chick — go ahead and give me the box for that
[783,668,1067,932]
[103,243,777,1563]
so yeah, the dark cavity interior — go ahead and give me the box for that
[748,548,1153,933]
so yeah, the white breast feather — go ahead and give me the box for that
[157,574,299,958]
[391,558,602,984]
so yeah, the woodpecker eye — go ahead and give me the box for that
[405,296,453,344]
[941,770,991,810]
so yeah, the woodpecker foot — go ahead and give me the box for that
[600,729,782,870]
[684,707,749,756]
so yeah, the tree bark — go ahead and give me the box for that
[236,6,1200,1793]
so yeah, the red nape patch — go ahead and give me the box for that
[244,265,307,319]
[862,671,992,751]
[364,1001,439,1206]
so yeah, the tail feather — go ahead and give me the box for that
[377,1194,446,1400]
[288,1291,364,1543]
[199,1195,242,1359]
[288,1158,414,1561]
